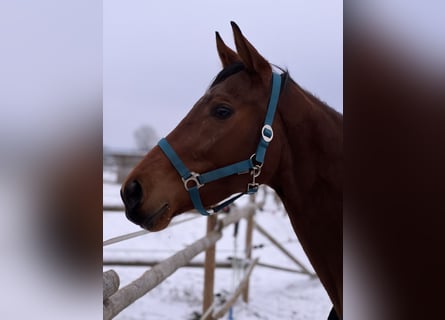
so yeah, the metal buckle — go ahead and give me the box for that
[261,124,274,143]
[247,164,261,194]
[247,182,259,194]
[182,172,204,191]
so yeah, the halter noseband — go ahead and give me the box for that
[158,72,282,215]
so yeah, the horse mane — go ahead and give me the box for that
[209,63,342,124]
[210,62,245,88]
[278,67,342,123]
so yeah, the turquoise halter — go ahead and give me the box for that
[158,72,282,215]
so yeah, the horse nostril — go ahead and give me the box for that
[121,180,143,211]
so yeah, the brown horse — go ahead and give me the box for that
[121,22,342,319]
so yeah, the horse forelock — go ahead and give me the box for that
[209,62,245,88]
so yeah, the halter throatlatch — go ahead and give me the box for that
[158,72,282,215]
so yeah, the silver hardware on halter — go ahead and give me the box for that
[251,165,262,178]
[206,208,217,216]
[247,163,262,193]
[261,124,274,143]
[249,154,264,169]
[247,181,259,193]
[182,172,204,191]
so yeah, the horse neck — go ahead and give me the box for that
[272,79,343,204]
[270,78,343,314]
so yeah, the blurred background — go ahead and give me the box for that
[103,0,343,152]
[0,1,102,319]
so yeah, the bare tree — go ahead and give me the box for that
[133,125,158,152]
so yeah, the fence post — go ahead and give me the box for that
[242,196,255,303]
[103,269,120,301]
[202,214,217,319]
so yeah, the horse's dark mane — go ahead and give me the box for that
[210,63,341,121]
[280,68,342,121]
[210,62,245,88]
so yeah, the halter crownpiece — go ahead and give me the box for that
[158,72,282,215]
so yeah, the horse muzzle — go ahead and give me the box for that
[121,179,172,231]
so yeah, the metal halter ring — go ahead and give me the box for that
[250,154,264,169]
[251,165,262,178]
[182,172,204,191]
[261,124,274,143]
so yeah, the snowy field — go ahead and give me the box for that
[104,172,331,319]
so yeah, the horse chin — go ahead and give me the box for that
[140,203,171,232]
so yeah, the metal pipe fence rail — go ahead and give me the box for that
[103,214,201,246]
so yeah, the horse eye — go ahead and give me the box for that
[211,105,233,120]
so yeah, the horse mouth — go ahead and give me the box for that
[140,202,170,231]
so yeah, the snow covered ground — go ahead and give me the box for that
[104,175,331,319]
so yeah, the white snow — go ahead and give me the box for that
[104,179,332,319]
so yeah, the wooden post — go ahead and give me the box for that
[103,270,120,301]
[202,214,217,319]
[242,198,255,303]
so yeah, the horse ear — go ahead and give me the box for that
[215,31,240,68]
[230,21,271,76]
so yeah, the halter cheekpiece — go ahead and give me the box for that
[158,72,282,215]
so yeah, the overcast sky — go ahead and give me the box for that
[103,0,343,150]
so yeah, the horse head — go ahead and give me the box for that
[121,22,284,231]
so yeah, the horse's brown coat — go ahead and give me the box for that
[122,22,342,317]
